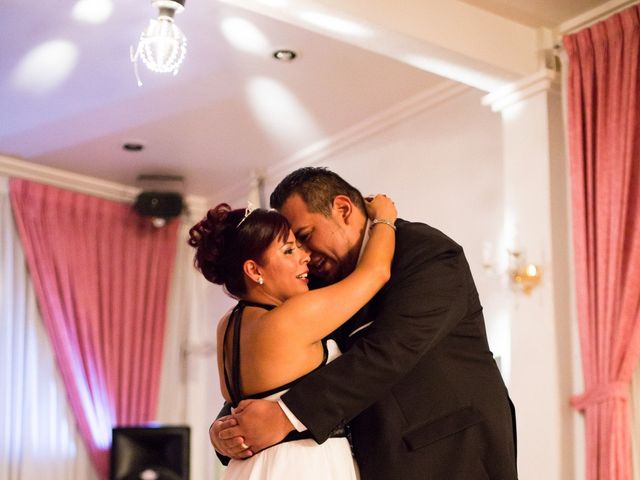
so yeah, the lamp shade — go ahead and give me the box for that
[138,16,187,74]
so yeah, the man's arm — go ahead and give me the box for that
[281,224,469,442]
[210,402,255,463]
[215,223,469,450]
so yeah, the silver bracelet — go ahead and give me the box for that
[371,218,396,231]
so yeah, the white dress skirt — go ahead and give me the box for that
[222,339,359,480]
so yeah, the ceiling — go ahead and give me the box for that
[0,0,615,200]
[459,0,608,27]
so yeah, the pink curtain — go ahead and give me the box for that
[564,5,640,480]
[9,179,179,478]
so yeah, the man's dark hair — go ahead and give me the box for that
[270,167,366,216]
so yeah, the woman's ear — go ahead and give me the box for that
[243,260,263,284]
[332,195,354,224]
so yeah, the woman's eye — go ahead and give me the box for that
[284,248,294,255]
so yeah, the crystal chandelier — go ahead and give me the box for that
[131,0,187,85]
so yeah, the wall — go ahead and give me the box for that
[0,82,582,479]
[258,86,577,479]
[263,87,511,373]
[498,86,576,480]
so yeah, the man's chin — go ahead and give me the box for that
[311,267,344,284]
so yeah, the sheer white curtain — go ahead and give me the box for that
[0,176,97,480]
[156,219,232,480]
[1,176,231,479]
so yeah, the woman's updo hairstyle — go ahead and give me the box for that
[188,203,290,298]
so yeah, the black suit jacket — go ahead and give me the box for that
[280,219,518,479]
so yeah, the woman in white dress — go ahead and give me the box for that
[188,194,396,479]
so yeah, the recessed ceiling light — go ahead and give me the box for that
[123,142,145,152]
[273,49,297,61]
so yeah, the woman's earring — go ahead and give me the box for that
[257,277,264,285]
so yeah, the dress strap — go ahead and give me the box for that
[239,299,277,310]
[222,300,277,406]
[222,303,242,406]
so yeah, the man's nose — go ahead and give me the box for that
[298,246,310,264]
[309,252,322,266]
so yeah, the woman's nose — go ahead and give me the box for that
[299,244,311,258]
[298,246,310,264]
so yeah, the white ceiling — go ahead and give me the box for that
[0,0,615,199]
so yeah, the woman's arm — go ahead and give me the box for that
[269,194,397,344]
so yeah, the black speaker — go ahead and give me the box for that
[110,426,190,480]
[133,191,184,219]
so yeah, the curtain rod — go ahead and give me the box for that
[552,0,638,52]
[558,0,638,36]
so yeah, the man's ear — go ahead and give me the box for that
[332,195,355,225]
[243,259,262,284]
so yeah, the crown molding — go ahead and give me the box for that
[0,154,209,217]
[0,155,138,201]
[558,0,638,35]
[481,69,559,113]
[212,80,471,204]
[2,81,470,212]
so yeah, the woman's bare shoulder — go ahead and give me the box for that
[216,307,234,337]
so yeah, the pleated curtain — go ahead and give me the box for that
[633,368,640,479]
[564,5,640,480]
[8,179,179,478]
[0,176,97,479]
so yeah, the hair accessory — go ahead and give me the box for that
[371,218,396,231]
[257,276,264,285]
[236,201,257,228]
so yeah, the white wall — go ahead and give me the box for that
[263,87,511,372]
[259,86,579,479]
[498,86,576,480]
[157,220,234,480]
[183,86,579,479]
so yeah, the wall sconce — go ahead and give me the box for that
[507,249,542,295]
[483,242,543,295]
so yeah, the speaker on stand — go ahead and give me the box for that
[110,425,190,480]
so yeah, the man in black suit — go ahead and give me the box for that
[212,167,517,479]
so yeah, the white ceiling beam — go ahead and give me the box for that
[218,0,541,91]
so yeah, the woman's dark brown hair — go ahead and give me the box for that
[188,203,290,298]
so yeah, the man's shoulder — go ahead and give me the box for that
[389,219,464,274]
[395,218,460,251]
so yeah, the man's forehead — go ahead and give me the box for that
[281,194,310,219]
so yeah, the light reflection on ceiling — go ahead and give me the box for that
[221,17,270,55]
[298,11,373,37]
[71,0,114,24]
[10,40,80,96]
[245,76,323,149]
